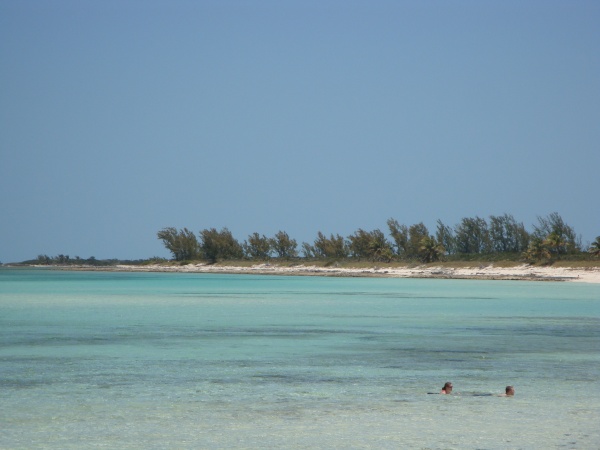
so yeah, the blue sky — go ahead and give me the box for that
[1,0,599,262]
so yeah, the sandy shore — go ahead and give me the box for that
[93,262,600,284]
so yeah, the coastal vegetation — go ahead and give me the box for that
[21,255,169,267]
[588,236,600,257]
[10,213,596,268]
[156,213,597,265]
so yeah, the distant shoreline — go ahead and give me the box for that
[11,262,600,284]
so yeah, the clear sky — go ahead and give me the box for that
[1,0,599,263]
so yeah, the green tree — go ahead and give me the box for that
[270,231,298,259]
[348,229,372,260]
[419,236,445,263]
[454,216,491,254]
[543,232,568,259]
[407,223,430,258]
[313,232,348,259]
[157,227,200,261]
[37,254,51,265]
[243,232,272,260]
[387,218,409,257]
[56,254,70,264]
[368,229,393,262]
[533,212,580,253]
[523,237,551,262]
[435,219,455,255]
[200,228,244,263]
[348,229,392,262]
[489,214,530,253]
[301,242,316,258]
[588,236,600,257]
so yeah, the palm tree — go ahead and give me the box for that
[543,232,568,259]
[589,236,600,257]
[419,236,445,263]
[368,230,393,262]
[523,237,551,262]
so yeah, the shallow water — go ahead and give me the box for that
[1,268,599,448]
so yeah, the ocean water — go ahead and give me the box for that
[1,268,599,449]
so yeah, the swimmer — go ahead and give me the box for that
[498,385,514,397]
[441,382,453,394]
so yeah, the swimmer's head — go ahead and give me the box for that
[505,386,514,396]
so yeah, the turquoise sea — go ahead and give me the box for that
[1,268,599,449]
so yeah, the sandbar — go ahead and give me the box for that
[99,262,600,283]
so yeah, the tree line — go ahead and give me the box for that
[31,255,168,266]
[158,213,599,264]
[35,255,105,266]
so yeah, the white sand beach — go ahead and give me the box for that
[109,263,600,284]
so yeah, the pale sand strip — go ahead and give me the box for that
[110,263,600,284]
